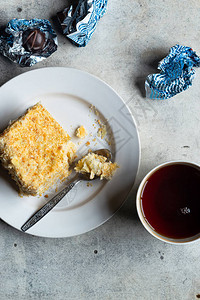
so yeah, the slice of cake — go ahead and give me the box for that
[75,152,118,180]
[0,103,76,195]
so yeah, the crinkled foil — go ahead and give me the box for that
[57,0,107,47]
[145,45,200,100]
[0,18,58,67]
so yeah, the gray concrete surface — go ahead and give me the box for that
[0,1,200,299]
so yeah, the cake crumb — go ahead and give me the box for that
[105,138,111,145]
[86,141,90,146]
[76,126,88,139]
[44,194,48,198]
[90,105,99,117]
[97,124,107,139]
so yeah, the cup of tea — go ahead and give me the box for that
[136,161,200,244]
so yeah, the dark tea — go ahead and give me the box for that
[140,163,200,239]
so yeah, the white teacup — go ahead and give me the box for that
[136,161,200,244]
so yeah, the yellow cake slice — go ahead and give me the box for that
[0,103,76,195]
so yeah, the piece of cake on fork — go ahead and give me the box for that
[0,103,76,196]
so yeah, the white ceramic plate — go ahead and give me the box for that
[0,67,140,238]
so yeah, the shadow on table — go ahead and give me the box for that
[106,182,139,222]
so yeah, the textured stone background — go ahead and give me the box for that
[0,1,200,299]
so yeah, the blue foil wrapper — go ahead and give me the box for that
[57,0,107,47]
[145,45,200,100]
[0,19,58,67]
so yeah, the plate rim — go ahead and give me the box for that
[0,67,141,238]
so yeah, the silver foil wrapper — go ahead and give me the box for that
[57,0,107,47]
[145,45,200,100]
[0,18,58,67]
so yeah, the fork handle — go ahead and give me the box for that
[21,178,80,232]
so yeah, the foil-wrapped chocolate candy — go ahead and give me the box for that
[57,0,107,47]
[0,18,58,67]
[145,45,200,100]
[22,29,46,52]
